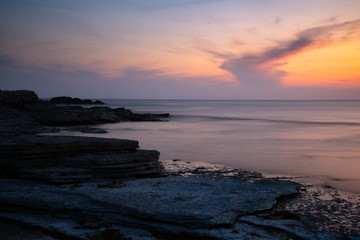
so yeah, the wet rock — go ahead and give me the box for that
[0,176,300,239]
[1,158,359,239]
[238,215,317,240]
[275,184,360,236]
[161,159,262,180]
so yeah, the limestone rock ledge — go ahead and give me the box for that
[0,176,302,240]
[0,135,162,183]
[0,89,169,135]
[1,162,358,240]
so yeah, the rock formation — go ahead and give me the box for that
[0,176,302,239]
[0,89,359,239]
[50,96,105,105]
[0,89,169,134]
[0,135,162,183]
[1,160,359,239]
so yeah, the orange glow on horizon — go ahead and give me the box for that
[275,39,360,87]
[94,47,237,83]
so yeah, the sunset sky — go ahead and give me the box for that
[1,0,360,99]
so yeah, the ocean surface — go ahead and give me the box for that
[66,100,360,193]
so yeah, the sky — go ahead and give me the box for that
[1,0,360,99]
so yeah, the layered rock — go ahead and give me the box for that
[0,176,302,240]
[0,135,162,183]
[0,90,169,134]
[1,159,359,240]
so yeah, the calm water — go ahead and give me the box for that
[70,100,360,193]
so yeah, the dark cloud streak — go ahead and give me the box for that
[220,19,360,89]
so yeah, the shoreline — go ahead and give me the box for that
[162,159,360,235]
[1,159,360,239]
[46,127,360,195]
[1,90,359,239]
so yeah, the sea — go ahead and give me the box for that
[63,100,360,193]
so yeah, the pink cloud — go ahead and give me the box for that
[220,19,360,89]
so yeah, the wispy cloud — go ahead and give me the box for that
[220,19,360,88]
[192,38,235,60]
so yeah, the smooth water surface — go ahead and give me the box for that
[66,100,360,192]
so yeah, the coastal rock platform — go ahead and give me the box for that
[0,89,169,135]
[1,160,359,240]
[1,90,359,239]
[0,135,162,183]
[0,175,302,240]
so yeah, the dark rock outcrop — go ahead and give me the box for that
[0,135,162,183]
[0,89,166,184]
[50,96,105,105]
[0,106,44,134]
[31,106,167,126]
[0,89,39,109]
[0,90,169,134]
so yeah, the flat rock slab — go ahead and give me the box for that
[0,135,139,157]
[75,177,301,227]
[0,135,162,182]
[0,176,301,239]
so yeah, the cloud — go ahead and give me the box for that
[193,38,235,60]
[220,19,360,89]
[2,54,360,100]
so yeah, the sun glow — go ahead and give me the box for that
[277,39,360,87]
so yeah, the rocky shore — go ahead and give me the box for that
[0,89,169,135]
[49,96,105,105]
[0,90,359,240]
